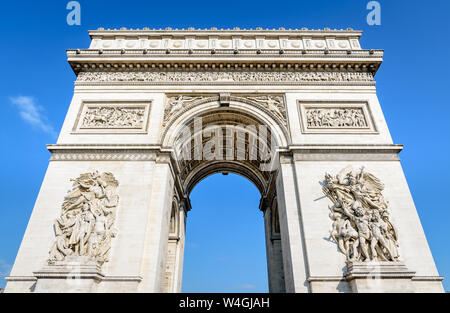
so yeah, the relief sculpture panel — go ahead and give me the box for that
[81,106,145,129]
[48,171,119,266]
[298,101,377,134]
[73,102,151,133]
[322,166,399,262]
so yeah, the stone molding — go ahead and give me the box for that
[4,276,37,282]
[291,144,403,161]
[34,261,105,281]
[50,150,158,161]
[46,144,403,162]
[47,144,161,161]
[344,261,415,280]
[294,153,400,161]
[6,274,142,282]
[411,276,444,282]
[307,276,346,282]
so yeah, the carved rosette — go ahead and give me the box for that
[48,171,119,265]
[322,166,400,262]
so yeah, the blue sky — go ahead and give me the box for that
[1,0,449,292]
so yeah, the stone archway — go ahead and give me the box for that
[5,27,444,293]
[160,96,290,292]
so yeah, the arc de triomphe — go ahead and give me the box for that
[5,28,444,293]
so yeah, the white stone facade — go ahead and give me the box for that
[5,28,444,293]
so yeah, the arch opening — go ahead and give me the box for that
[161,98,288,293]
[182,173,269,293]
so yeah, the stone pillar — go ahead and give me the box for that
[275,154,310,292]
[173,203,186,292]
[137,155,175,292]
[263,201,285,293]
[164,200,186,292]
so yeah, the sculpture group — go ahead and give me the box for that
[307,108,367,128]
[48,171,119,265]
[76,70,374,84]
[82,107,145,128]
[322,166,399,262]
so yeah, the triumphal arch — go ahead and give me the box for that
[5,27,444,293]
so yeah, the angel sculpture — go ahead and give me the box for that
[322,166,399,262]
[48,171,119,265]
[250,96,286,122]
[168,96,203,117]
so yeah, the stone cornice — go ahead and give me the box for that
[47,144,165,161]
[47,144,403,157]
[288,144,403,152]
[68,49,382,76]
[288,144,403,161]
[47,144,164,150]
[69,28,383,77]
[68,49,380,58]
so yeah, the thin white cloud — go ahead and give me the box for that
[10,96,57,137]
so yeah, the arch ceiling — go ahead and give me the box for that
[161,97,289,198]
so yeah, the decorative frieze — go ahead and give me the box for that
[76,71,374,85]
[322,166,400,262]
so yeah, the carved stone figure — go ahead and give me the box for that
[82,107,145,128]
[322,166,399,262]
[77,71,374,84]
[306,108,367,128]
[163,95,204,126]
[245,95,286,122]
[48,171,119,265]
